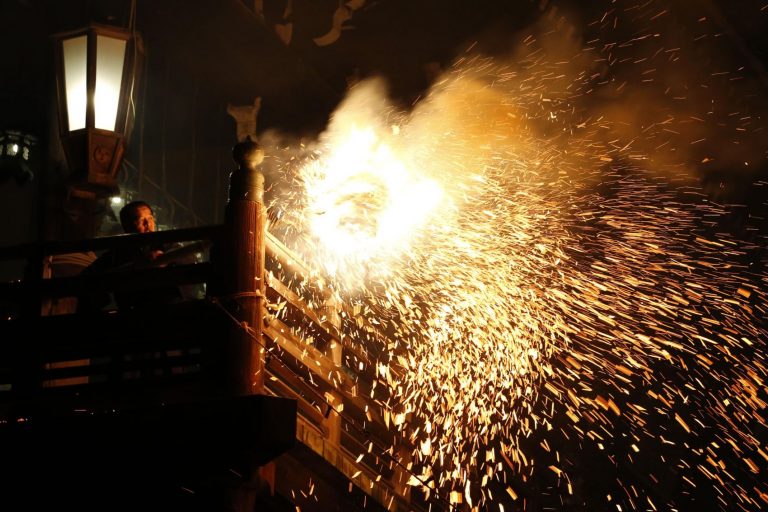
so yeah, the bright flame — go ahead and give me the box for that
[303,126,442,280]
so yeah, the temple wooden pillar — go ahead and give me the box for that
[223,136,266,397]
[221,136,271,512]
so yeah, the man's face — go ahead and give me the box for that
[130,205,156,233]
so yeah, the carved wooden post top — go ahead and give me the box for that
[229,136,265,204]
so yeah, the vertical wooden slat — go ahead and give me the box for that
[136,42,148,197]
[214,144,223,224]
[187,72,199,224]
[321,292,343,447]
[160,53,169,220]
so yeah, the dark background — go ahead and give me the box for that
[1,1,767,509]
[2,0,767,235]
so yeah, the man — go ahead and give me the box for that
[78,201,183,312]
[118,200,166,265]
[121,200,156,234]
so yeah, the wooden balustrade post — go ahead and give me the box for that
[223,137,266,397]
[321,291,343,450]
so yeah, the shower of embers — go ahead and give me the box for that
[261,2,768,509]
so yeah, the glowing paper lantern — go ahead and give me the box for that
[53,24,137,197]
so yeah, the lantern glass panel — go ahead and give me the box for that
[63,35,87,131]
[95,35,126,131]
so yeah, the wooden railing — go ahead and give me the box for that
[0,226,427,511]
[260,235,420,510]
[0,226,226,415]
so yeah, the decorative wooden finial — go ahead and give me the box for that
[227,97,262,143]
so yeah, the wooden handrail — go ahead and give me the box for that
[0,225,224,261]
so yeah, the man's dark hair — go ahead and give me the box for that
[119,201,153,233]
